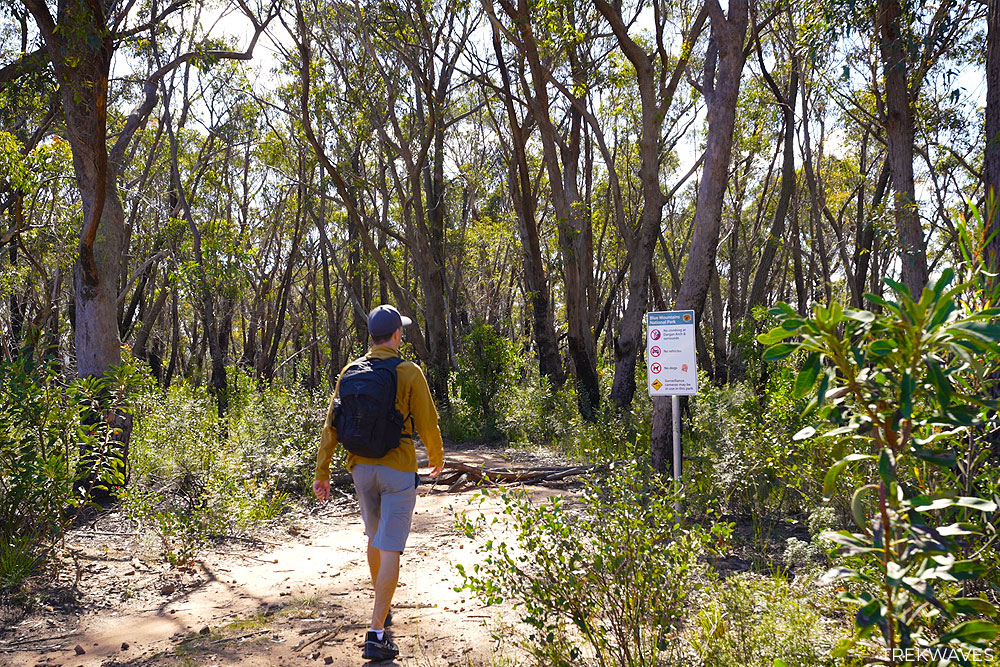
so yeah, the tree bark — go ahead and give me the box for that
[490,22,564,386]
[987,0,1000,270]
[652,0,748,474]
[878,0,929,297]
[747,42,798,311]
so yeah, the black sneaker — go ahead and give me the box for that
[362,631,399,661]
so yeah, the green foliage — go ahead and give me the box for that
[456,461,710,666]
[0,356,141,592]
[687,368,821,521]
[126,370,319,564]
[692,573,844,667]
[760,266,1000,661]
[449,322,518,437]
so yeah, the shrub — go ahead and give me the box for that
[456,460,710,666]
[449,322,518,438]
[760,266,1000,661]
[0,356,141,592]
[126,370,322,564]
[686,367,821,520]
[691,573,843,667]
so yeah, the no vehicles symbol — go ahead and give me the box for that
[650,329,661,341]
[650,362,662,374]
[650,346,661,357]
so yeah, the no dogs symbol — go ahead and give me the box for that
[650,362,662,374]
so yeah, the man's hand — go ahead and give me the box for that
[429,464,443,478]
[313,479,331,502]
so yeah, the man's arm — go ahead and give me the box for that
[314,370,347,500]
[408,365,444,476]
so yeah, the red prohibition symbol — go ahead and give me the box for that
[650,346,661,357]
[650,329,661,341]
[650,362,662,374]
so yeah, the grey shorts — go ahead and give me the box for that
[351,464,418,553]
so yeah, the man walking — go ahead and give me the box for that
[313,305,444,661]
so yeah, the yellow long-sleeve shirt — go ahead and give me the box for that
[315,345,444,480]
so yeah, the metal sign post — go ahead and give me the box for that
[646,310,698,484]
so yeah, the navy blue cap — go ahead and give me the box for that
[368,304,413,338]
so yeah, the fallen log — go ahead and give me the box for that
[424,462,594,491]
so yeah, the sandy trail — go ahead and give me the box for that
[2,447,570,667]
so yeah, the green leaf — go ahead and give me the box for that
[884,277,912,299]
[793,426,816,441]
[900,371,915,418]
[911,496,956,511]
[925,358,952,407]
[856,596,884,628]
[850,486,870,531]
[757,328,798,345]
[947,598,999,616]
[912,447,957,467]
[763,343,799,362]
[878,449,896,485]
[954,497,998,512]
[843,308,876,323]
[794,353,821,399]
[865,293,900,314]
[951,321,1000,344]
[938,620,1000,647]
[816,367,832,407]
[869,340,895,356]
[952,560,988,580]
[768,302,798,319]
[824,454,875,498]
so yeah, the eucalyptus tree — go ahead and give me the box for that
[289,0,478,400]
[9,0,274,495]
[651,0,748,473]
[491,0,604,420]
[594,0,708,410]
[869,0,979,295]
[745,5,798,312]
[482,17,566,386]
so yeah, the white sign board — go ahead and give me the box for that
[646,310,698,396]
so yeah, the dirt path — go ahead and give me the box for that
[2,446,574,667]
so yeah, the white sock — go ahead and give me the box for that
[369,628,384,640]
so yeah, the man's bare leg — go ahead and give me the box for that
[367,541,380,588]
[370,549,399,631]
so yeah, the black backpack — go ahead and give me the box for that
[333,357,406,458]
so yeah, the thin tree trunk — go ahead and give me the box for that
[652,0,748,474]
[747,52,798,310]
[878,0,929,296]
[987,0,1000,270]
[490,23,564,386]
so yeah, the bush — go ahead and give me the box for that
[0,356,141,592]
[687,367,821,520]
[456,460,710,666]
[761,264,1000,659]
[692,573,844,667]
[446,322,519,439]
[126,369,322,564]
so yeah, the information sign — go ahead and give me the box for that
[646,310,698,397]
